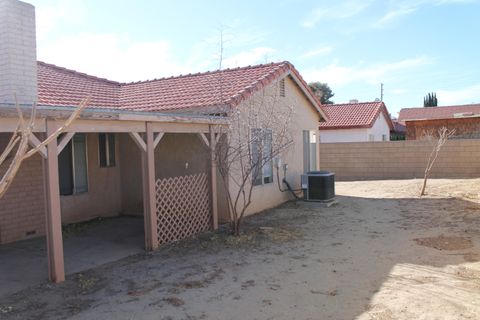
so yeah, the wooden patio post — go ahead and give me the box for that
[209,125,219,230]
[143,123,158,250]
[44,120,65,282]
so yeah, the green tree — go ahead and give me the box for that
[308,82,334,104]
[424,92,438,107]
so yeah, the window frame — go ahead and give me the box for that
[251,128,274,186]
[99,133,116,167]
[58,133,89,196]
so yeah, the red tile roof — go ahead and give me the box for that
[398,104,480,122]
[318,101,394,130]
[37,61,325,118]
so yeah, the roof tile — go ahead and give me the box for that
[37,60,322,115]
[318,101,393,130]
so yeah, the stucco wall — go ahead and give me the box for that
[367,112,390,141]
[60,133,122,223]
[119,133,227,216]
[0,133,45,244]
[319,139,480,180]
[319,112,390,143]
[223,75,322,221]
[319,128,368,143]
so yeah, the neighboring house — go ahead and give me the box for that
[318,101,394,142]
[391,119,406,140]
[398,104,480,140]
[0,0,326,282]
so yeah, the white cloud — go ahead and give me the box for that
[300,46,333,59]
[222,47,276,69]
[437,84,480,105]
[303,56,430,86]
[37,33,192,82]
[31,0,87,40]
[301,0,373,28]
[373,0,478,28]
[373,7,417,28]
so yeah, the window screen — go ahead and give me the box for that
[73,134,88,193]
[99,133,116,167]
[57,133,88,195]
[58,140,73,196]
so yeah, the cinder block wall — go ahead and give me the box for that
[0,133,46,244]
[320,139,480,180]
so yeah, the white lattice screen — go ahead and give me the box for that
[155,173,211,245]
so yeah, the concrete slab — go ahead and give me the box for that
[0,216,144,298]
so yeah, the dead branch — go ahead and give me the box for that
[0,98,89,198]
[214,83,295,235]
[419,126,455,196]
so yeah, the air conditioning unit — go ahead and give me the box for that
[301,171,335,202]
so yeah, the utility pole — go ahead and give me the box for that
[380,83,384,101]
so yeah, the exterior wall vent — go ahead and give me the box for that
[279,78,285,97]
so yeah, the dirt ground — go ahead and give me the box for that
[1,178,480,320]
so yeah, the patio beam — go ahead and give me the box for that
[198,133,210,148]
[129,132,147,152]
[209,125,218,230]
[153,132,165,149]
[143,122,159,251]
[28,134,47,159]
[44,120,65,283]
[56,132,75,155]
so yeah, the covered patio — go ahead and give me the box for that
[0,105,228,284]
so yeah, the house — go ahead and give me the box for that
[398,104,480,140]
[391,119,406,140]
[318,101,394,143]
[0,0,326,283]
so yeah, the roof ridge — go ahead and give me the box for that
[223,62,291,107]
[121,61,289,86]
[325,101,383,107]
[37,61,121,86]
[400,103,480,111]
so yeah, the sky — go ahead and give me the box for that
[28,0,480,117]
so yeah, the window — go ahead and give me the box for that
[99,133,116,167]
[382,134,388,141]
[252,128,273,186]
[303,130,317,173]
[58,133,88,196]
[368,134,375,141]
[279,78,286,97]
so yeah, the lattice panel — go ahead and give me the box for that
[155,173,211,245]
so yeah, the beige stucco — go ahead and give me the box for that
[220,75,322,221]
[60,133,122,223]
[119,132,228,216]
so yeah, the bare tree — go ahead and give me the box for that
[0,98,88,198]
[419,126,455,196]
[215,85,295,235]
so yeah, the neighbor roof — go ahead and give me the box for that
[398,104,480,122]
[37,61,326,119]
[318,101,394,130]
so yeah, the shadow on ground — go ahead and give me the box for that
[1,180,480,320]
